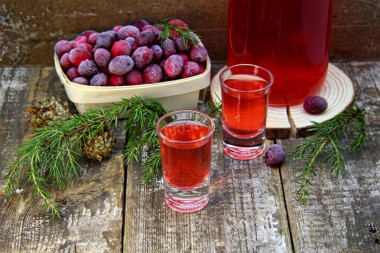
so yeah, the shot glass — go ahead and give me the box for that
[219,64,274,160]
[156,110,215,213]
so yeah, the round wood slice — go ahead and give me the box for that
[210,63,355,138]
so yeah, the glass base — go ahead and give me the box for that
[164,178,210,213]
[223,142,266,160]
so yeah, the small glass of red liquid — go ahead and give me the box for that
[219,64,274,160]
[156,110,215,213]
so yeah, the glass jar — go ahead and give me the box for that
[228,0,333,106]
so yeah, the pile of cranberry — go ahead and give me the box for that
[54,19,208,86]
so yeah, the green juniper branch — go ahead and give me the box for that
[288,105,370,204]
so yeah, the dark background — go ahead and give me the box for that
[0,0,379,66]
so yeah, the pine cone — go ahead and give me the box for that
[25,97,70,127]
[83,131,116,162]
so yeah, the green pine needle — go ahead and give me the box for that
[288,105,370,204]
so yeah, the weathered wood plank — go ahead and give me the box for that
[0,67,125,252]
[124,135,292,252]
[279,61,380,252]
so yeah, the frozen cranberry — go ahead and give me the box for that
[175,37,193,52]
[112,25,123,33]
[79,30,96,38]
[66,67,79,81]
[68,48,92,66]
[136,31,158,46]
[94,48,111,68]
[109,75,124,86]
[132,46,153,69]
[132,19,150,31]
[90,73,108,86]
[117,25,140,40]
[142,25,161,35]
[108,55,134,76]
[164,54,184,78]
[177,53,189,64]
[125,70,144,85]
[143,64,162,84]
[303,96,328,114]
[111,40,131,57]
[189,45,208,63]
[159,59,166,69]
[96,31,116,49]
[88,32,100,45]
[59,53,73,71]
[168,19,188,39]
[125,37,137,51]
[54,40,73,58]
[100,66,112,75]
[151,44,163,62]
[72,77,88,85]
[181,61,200,78]
[161,39,176,58]
[78,59,98,77]
[77,43,93,53]
[73,35,88,47]
[198,64,205,74]
[264,144,285,166]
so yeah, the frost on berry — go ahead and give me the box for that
[66,67,79,81]
[125,70,144,85]
[264,144,285,166]
[125,37,137,51]
[72,77,89,85]
[189,45,208,63]
[108,55,134,76]
[94,48,111,68]
[88,32,100,45]
[79,30,96,38]
[111,40,131,57]
[303,95,328,114]
[90,73,108,86]
[132,19,150,31]
[142,25,161,35]
[143,64,162,84]
[77,43,93,54]
[112,25,123,33]
[175,37,193,52]
[109,75,124,86]
[161,39,176,58]
[136,31,158,46]
[181,61,200,78]
[132,46,153,69]
[164,54,184,78]
[59,53,73,71]
[117,25,140,40]
[73,35,88,47]
[96,31,116,49]
[78,59,98,77]
[55,40,73,58]
[151,44,163,62]
[68,48,92,66]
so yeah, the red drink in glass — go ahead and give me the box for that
[157,110,215,213]
[228,0,333,106]
[160,121,212,190]
[220,64,273,160]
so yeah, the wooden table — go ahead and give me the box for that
[0,62,379,252]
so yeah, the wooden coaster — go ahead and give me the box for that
[210,63,355,138]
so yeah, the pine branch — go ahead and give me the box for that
[156,20,200,49]
[288,105,370,204]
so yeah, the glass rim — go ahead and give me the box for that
[219,64,274,93]
[156,109,215,144]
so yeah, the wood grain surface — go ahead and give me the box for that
[279,61,380,252]
[0,63,379,252]
[0,67,125,252]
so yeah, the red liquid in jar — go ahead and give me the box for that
[228,0,333,106]
[159,121,212,190]
[222,76,269,138]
